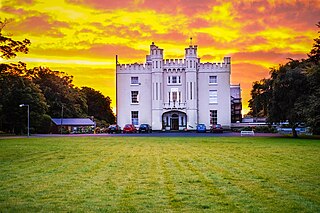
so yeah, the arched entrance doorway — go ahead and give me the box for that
[171,114,179,130]
[162,111,187,131]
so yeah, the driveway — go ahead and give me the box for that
[29,132,282,138]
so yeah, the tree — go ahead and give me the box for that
[248,78,272,117]
[249,22,320,137]
[304,65,320,134]
[28,67,88,118]
[0,67,48,134]
[303,22,320,134]
[308,22,320,64]
[0,19,116,134]
[0,19,30,59]
[268,61,308,137]
[0,19,48,134]
[81,87,115,125]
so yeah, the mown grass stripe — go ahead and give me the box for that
[0,136,319,212]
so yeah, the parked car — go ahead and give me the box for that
[196,124,206,133]
[210,124,223,133]
[139,124,152,133]
[123,124,137,133]
[108,124,121,134]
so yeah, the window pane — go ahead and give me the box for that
[209,76,217,84]
[172,92,177,101]
[131,111,139,125]
[172,76,177,83]
[131,91,139,103]
[190,82,193,100]
[209,90,217,103]
[131,77,139,84]
[210,110,217,125]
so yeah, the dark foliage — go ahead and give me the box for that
[0,20,115,134]
[248,22,320,136]
[81,87,115,125]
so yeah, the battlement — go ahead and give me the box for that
[185,45,198,57]
[198,56,231,70]
[117,63,151,72]
[163,58,186,66]
[150,42,163,58]
[198,62,230,70]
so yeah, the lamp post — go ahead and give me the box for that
[60,104,64,135]
[19,104,30,137]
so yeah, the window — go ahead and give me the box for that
[168,76,181,85]
[160,83,162,100]
[172,76,177,84]
[190,82,193,100]
[131,111,139,125]
[156,83,158,100]
[131,77,139,85]
[209,76,217,84]
[172,91,177,102]
[131,91,139,103]
[210,110,217,125]
[209,90,217,103]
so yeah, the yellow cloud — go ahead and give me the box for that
[247,27,316,53]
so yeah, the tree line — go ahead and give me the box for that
[0,20,115,134]
[248,22,320,137]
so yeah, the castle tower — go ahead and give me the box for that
[185,44,198,129]
[150,42,164,130]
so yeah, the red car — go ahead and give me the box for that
[123,124,137,133]
[210,124,224,133]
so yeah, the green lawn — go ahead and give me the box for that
[0,136,319,212]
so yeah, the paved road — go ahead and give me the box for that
[27,132,282,138]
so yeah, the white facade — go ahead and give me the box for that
[116,42,232,130]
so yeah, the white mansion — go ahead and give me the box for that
[116,42,241,131]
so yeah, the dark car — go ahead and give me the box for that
[139,124,152,133]
[108,124,121,134]
[196,124,206,133]
[210,124,223,133]
[123,124,137,133]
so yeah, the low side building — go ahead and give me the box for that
[230,84,242,123]
[51,118,95,134]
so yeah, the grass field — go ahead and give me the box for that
[0,136,319,212]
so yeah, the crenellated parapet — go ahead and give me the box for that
[117,62,151,72]
[198,62,230,70]
[150,42,163,59]
[163,59,186,68]
[163,67,185,73]
[198,56,231,71]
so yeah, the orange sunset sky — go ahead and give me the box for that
[1,0,319,114]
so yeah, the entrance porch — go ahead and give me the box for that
[162,111,187,131]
